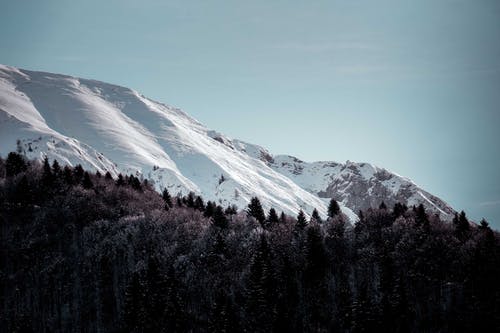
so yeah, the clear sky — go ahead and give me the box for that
[1,0,500,228]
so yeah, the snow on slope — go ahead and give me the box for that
[0,64,338,218]
[0,64,455,220]
[224,136,454,219]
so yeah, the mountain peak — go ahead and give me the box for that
[0,65,454,220]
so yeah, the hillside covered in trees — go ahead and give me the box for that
[1,152,499,332]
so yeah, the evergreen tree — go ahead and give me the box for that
[162,188,173,210]
[186,192,195,208]
[127,175,142,191]
[393,202,407,218]
[304,225,329,328]
[245,236,274,332]
[5,152,27,177]
[224,205,237,215]
[41,156,53,188]
[115,174,125,186]
[51,159,61,177]
[212,205,228,229]
[311,208,322,223]
[73,164,84,183]
[194,195,205,211]
[82,171,93,189]
[414,204,430,231]
[145,257,169,330]
[328,198,341,218]
[204,201,215,218]
[62,165,74,184]
[104,171,113,180]
[267,208,279,225]
[247,197,266,225]
[295,210,308,231]
[279,211,287,223]
[379,201,387,210]
[14,175,31,204]
[454,211,470,241]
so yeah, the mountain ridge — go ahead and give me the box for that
[0,64,455,220]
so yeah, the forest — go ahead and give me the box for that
[0,152,499,332]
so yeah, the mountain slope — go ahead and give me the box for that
[0,64,454,220]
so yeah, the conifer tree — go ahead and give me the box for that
[5,152,27,177]
[225,205,237,215]
[204,201,215,217]
[245,236,274,332]
[454,210,470,241]
[146,257,168,329]
[186,192,195,208]
[304,225,329,327]
[15,175,31,204]
[280,211,287,223]
[212,205,228,229]
[127,175,142,191]
[162,188,172,210]
[41,156,53,188]
[247,197,266,225]
[311,208,322,223]
[51,159,61,177]
[115,174,125,186]
[267,208,279,225]
[62,165,74,184]
[82,171,93,189]
[295,209,308,231]
[328,198,341,218]
[194,195,205,211]
[415,204,429,230]
[393,202,407,218]
[73,164,84,183]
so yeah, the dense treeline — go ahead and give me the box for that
[1,152,499,332]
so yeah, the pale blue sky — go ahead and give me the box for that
[1,0,500,228]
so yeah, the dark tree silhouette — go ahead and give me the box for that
[0,154,499,333]
[247,197,266,225]
[311,208,322,223]
[295,209,308,231]
[162,188,173,210]
[212,205,228,229]
[5,152,27,177]
[328,198,341,218]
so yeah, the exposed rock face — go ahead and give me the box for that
[232,142,455,219]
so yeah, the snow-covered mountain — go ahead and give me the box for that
[0,65,454,220]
